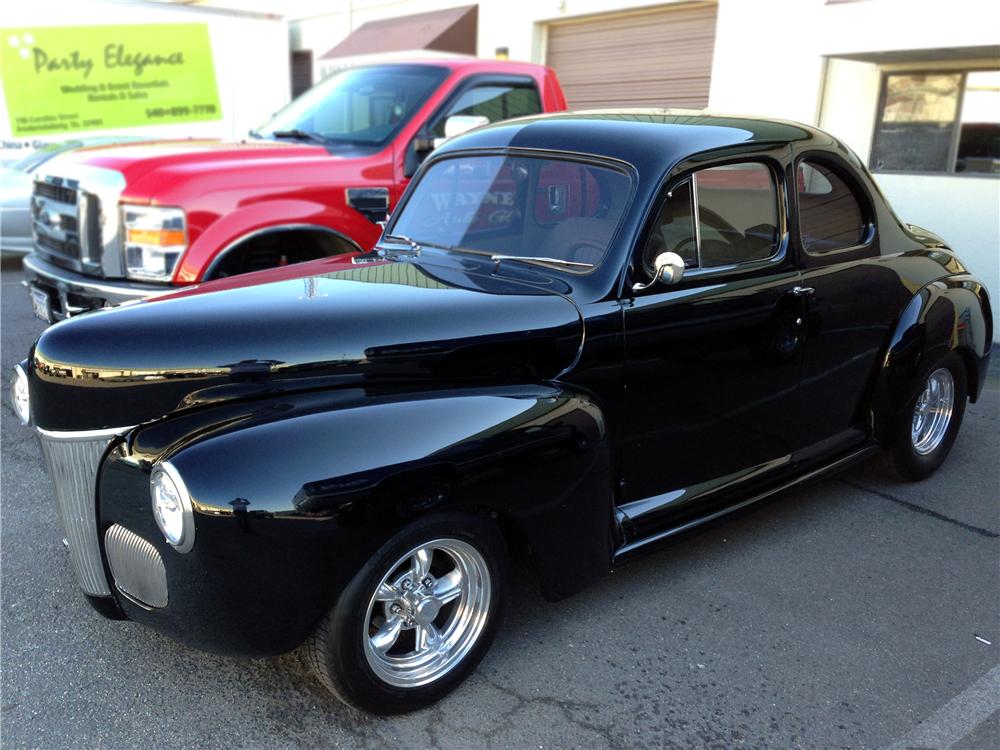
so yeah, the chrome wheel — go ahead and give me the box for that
[911,367,955,455]
[362,538,491,688]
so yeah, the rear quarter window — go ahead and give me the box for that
[796,160,868,253]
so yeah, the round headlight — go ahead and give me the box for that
[10,363,30,426]
[151,462,195,552]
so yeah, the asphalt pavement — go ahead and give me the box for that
[2,261,998,749]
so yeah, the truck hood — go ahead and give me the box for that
[60,138,366,191]
[28,258,584,431]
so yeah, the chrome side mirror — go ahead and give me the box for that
[432,114,490,149]
[632,251,685,293]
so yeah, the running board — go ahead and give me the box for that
[613,443,880,563]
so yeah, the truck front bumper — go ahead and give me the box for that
[23,254,169,322]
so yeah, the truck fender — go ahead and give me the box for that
[872,277,991,442]
[121,384,613,651]
[176,199,371,283]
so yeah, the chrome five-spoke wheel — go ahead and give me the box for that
[911,367,955,455]
[307,514,506,713]
[362,539,492,688]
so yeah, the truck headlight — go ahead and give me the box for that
[123,205,187,282]
[151,462,195,552]
[9,363,30,426]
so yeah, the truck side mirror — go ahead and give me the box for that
[405,115,490,178]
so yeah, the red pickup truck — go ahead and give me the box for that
[23,59,567,321]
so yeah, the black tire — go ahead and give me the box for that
[306,512,507,714]
[886,351,968,481]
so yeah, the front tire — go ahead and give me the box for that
[307,512,507,714]
[886,351,968,481]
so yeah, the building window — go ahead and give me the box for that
[871,69,1000,175]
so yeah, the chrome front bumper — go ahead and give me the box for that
[23,254,167,320]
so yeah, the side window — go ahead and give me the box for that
[796,160,867,253]
[642,162,779,274]
[432,85,542,138]
[695,163,779,267]
[643,179,697,271]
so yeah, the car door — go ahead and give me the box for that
[791,155,909,453]
[620,159,807,537]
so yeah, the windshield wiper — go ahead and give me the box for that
[490,254,594,270]
[269,129,328,145]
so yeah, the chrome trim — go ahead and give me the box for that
[202,223,365,280]
[36,425,131,596]
[151,461,196,554]
[24,254,166,300]
[105,524,168,609]
[33,162,126,277]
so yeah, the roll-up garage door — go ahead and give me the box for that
[545,3,718,110]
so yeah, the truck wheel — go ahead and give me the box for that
[886,351,967,481]
[307,512,507,714]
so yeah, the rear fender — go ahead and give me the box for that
[872,277,991,441]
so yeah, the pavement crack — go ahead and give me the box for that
[836,478,999,538]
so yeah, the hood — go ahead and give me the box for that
[56,138,378,200]
[29,258,583,431]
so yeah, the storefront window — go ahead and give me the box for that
[870,69,999,175]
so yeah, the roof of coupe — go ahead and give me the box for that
[435,109,832,173]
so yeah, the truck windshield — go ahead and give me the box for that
[389,154,632,271]
[256,65,448,146]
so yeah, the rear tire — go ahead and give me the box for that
[306,512,507,714]
[886,351,967,481]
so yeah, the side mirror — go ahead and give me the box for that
[427,115,490,150]
[631,251,685,293]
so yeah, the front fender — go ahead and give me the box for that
[872,277,992,441]
[175,199,374,284]
[99,384,613,656]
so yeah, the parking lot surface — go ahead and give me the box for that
[2,262,998,750]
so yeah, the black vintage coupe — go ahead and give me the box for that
[11,111,992,713]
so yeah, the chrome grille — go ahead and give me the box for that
[105,525,168,608]
[34,181,77,204]
[37,428,123,596]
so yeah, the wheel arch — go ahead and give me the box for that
[871,278,991,442]
[202,224,364,280]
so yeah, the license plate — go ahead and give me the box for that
[29,287,52,323]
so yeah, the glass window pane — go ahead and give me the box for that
[392,155,630,268]
[258,65,447,145]
[643,179,696,271]
[956,70,1000,174]
[694,163,778,268]
[797,161,867,253]
[871,73,961,172]
[433,85,542,137]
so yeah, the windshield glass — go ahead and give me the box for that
[390,154,631,269]
[256,65,447,145]
[11,142,80,173]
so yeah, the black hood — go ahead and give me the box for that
[29,259,583,431]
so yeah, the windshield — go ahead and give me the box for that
[11,142,80,173]
[389,154,632,269]
[256,65,448,145]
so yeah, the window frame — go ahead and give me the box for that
[869,66,1000,178]
[793,152,877,261]
[636,157,790,283]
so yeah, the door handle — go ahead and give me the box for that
[790,286,815,297]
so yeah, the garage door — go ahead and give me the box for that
[546,3,718,110]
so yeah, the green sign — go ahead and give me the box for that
[1,24,221,136]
